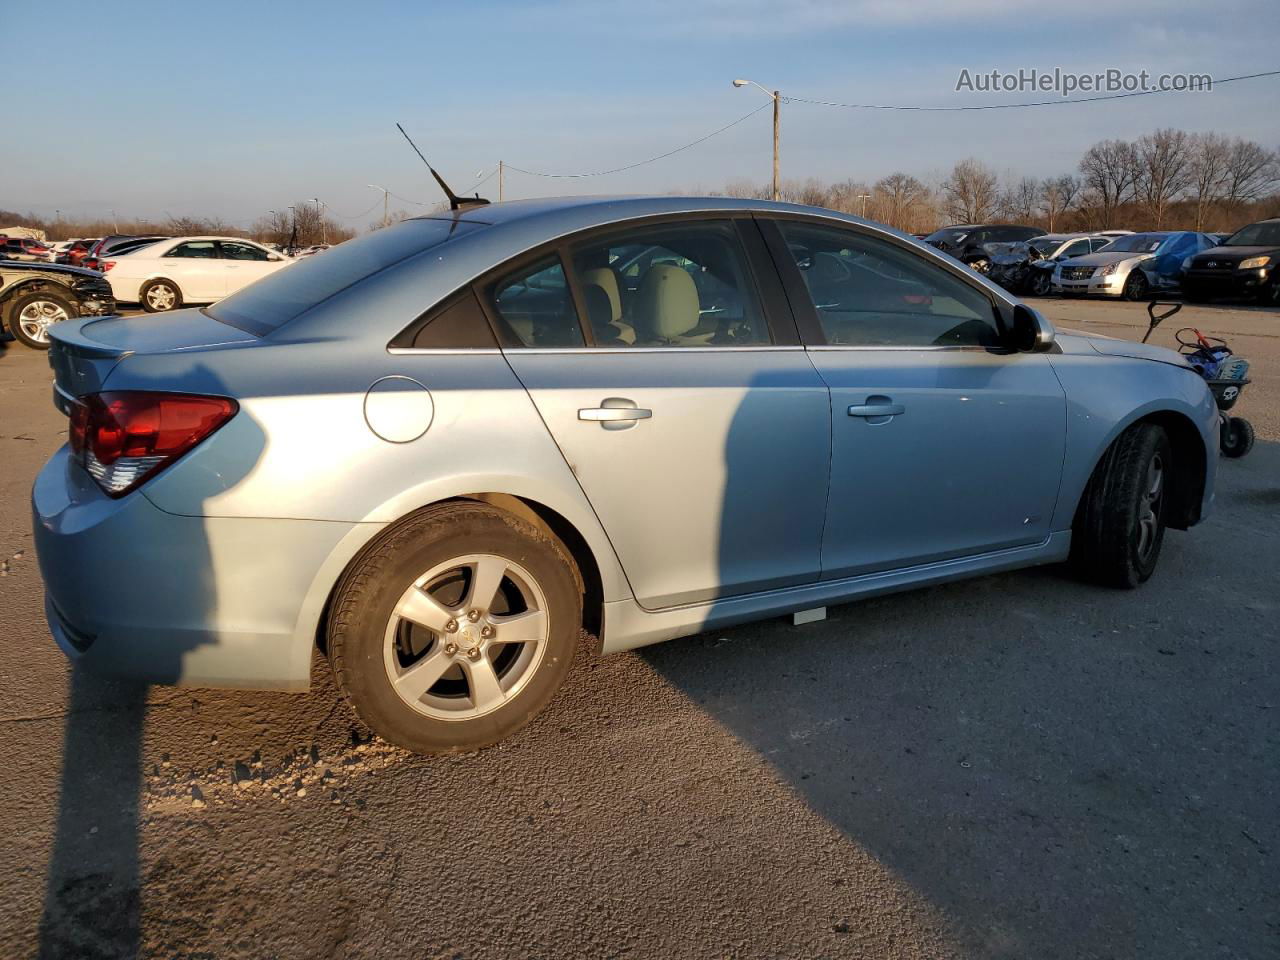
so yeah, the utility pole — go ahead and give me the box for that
[499,160,504,202]
[857,193,872,218]
[733,79,781,201]
[772,91,780,202]
[110,209,118,232]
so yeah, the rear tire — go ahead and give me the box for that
[140,279,181,313]
[327,503,581,755]
[1070,422,1170,588]
[1220,417,1254,458]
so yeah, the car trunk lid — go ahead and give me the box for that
[47,310,257,402]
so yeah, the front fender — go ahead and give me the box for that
[1047,352,1217,531]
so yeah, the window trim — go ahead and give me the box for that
[756,214,1015,351]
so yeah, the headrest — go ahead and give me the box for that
[634,264,699,341]
[580,268,621,322]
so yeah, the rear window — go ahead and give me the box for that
[207,218,484,336]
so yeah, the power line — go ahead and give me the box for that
[786,68,1280,112]
[505,103,771,179]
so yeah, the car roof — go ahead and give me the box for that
[411,194,881,230]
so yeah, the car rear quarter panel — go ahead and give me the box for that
[1046,349,1218,531]
[102,338,632,603]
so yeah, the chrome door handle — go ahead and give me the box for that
[579,398,652,430]
[848,401,905,417]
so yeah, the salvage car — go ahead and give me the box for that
[1182,217,1280,305]
[0,260,115,348]
[1053,230,1217,300]
[101,235,293,311]
[922,223,1042,272]
[34,196,1219,755]
[987,233,1113,296]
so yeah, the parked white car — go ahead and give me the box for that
[102,236,293,312]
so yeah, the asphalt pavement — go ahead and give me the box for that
[0,297,1276,959]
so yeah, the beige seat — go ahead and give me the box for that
[633,264,703,345]
[580,267,635,343]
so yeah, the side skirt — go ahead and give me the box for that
[599,531,1072,654]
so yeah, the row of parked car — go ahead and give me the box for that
[923,218,1280,306]
[0,232,324,347]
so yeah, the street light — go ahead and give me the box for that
[856,193,872,218]
[368,184,390,228]
[309,197,328,244]
[733,78,780,201]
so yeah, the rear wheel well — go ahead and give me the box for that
[1079,411,1206,531]
[315,493,605,657]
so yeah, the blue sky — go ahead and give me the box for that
[4,0,1278,228]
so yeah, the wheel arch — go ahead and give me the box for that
[310,492,614,667]
[1070,407,1209,532]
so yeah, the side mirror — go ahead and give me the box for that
[1011,303,1056,352]
[268,254,282,261]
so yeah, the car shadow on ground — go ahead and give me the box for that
[642,442,1279,959]
[36,364,265,959]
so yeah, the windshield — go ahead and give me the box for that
[1100,233,1166,253]
[208,218,484,335]
[924,227,970,244]
[1224,221,1280,246]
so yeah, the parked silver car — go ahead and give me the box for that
[33,196,1219,754]
[1053,230,1218,299]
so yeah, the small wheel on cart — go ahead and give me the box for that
[1220,416,1254,459]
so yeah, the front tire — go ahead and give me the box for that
[1070,422,1171,588]
[8,290,77,348]
[327,503,581,755]
[140,279,181,313]
[1123,271,1149,301]
[1029,271,1053,297]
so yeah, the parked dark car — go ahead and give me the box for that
[923,224,1043,272]
[1183,218,1280,305]
[80,234,169,271]
[0,261,115,349]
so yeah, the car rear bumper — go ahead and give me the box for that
[32,446,361,691]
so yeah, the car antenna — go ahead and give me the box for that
[396,123,490,211]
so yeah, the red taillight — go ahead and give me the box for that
[68,391,238,497]
[100,260,116,271]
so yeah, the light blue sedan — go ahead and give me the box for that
[33,196,1219,754]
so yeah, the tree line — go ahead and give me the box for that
[715,128,1279,235]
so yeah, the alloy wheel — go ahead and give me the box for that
[382,554,549,721]
[1136,453,1164,562]
[146,284,177,310]
[16,299,70,344]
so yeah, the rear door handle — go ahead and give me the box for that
[848,398,905,418]
[579,397,652,430]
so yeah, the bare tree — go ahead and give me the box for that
[1079,138,1137,229]
[1186,132,1232,231]
[1038,175,1080,232]
[1133,128,1193,229]
[1001,176,1040,224]
[1222,138,1279,209]
[873,173,930,231]
[941,158,1000,223]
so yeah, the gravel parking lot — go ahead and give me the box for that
[0,297,1276,959]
